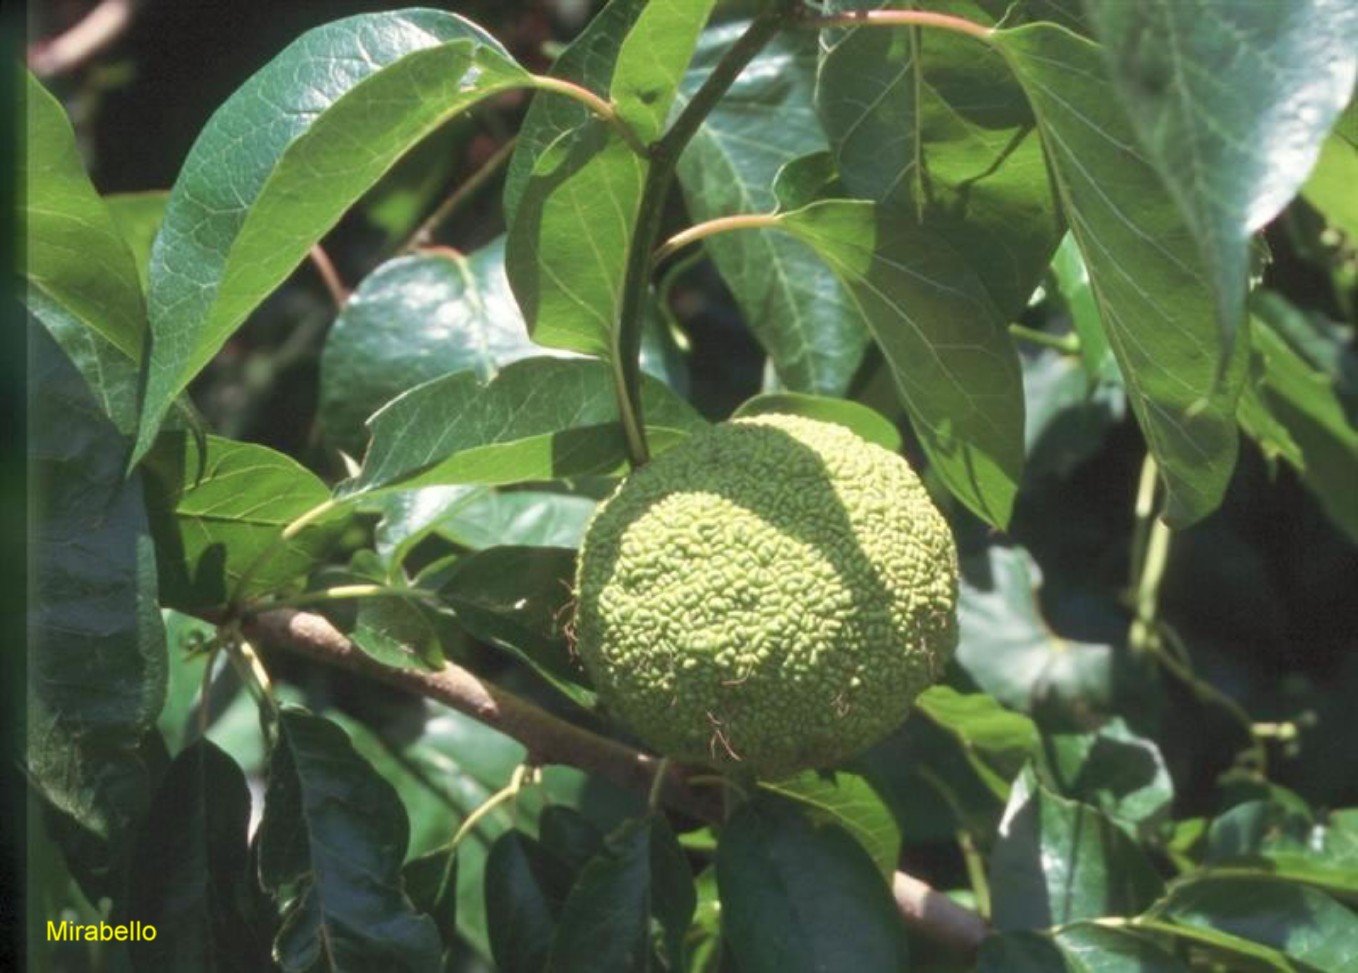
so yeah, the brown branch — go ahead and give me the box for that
[238,606,990,957]
[28,0,142,78]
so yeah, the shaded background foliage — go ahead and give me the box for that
[23,0,1358,971]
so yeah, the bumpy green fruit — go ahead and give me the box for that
[573,413,958,779]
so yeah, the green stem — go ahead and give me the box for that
[1008,323,1080,355]
[228,497,340,611]
[526,75,647,156]
[612,7,791,469]
[265,583,439,612]
[803,8,995,44]
[448,764,533,851]
[653,213,782,267]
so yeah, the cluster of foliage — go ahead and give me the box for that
[23,1,1358,971]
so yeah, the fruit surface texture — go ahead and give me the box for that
[573,413,959,778]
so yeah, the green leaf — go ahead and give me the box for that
[1140,875,1358,973]
[956,546,1117,721]
[816,1,1063,319]
[1049,232,1120,384]
[914,686,1039,799]
[609,0,717,144]
[105,191,169,294]
[995,23,1244,527]
[23,75,147,435]
[1206,801,1358,900]
[23,72,146,365]
[733,393,901,452]
[675,25,869,395]
[126,741,267,973]
[486,832,570,973]
[979,923,1190,972]
[402,849,458,950]
[989,766,1163,930]
[350,595,452,670]
[1239,307,1358,543]
[776,199,1025,527]
[546,816,695,973]
[505,120,646,357]
[716,796,909,973]
[758,771,902,879]
[28,323,167,901]
[1020,344,1126,481]
[434,546,596,709]
[157,611,219,755]
[343,357,706,498]
[504,0,647,218]
[141,433,345,609]
[1084,0,1358,359]
[259,708,443,972]
[1302,131,1358,241]
[136,9,530,463]
[1040,718,1173,833]
[319,240,564,454]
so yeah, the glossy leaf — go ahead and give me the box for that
[28,324,167,900]
[23,75,147,435]
[777,199,1025,526]
[137,9,530,462]
[957,546,1117,721]
[716,797,909,973]
[141,433,345,609]
[1206,801,1358,900]
[126,741,267,973]
[258,708,442,972]
[995,24,1244,527]
[990,766,1163,930]
[733,393,902,452]
[546,816,694,973]
[105,191,169,294]
[609,0,717,144]
[434,546,595,709]
[1085,0,1358,357]
[759,771,902,878]
[675,25,869,395]
[505,121,645,357]
[816,1,1063,319]
[320,240,564,454]
[1041,718,1173,833]
[979,923,1190,972]
[343,357,705,498]
[1140,875,1358,972]
[915,686,1039,799]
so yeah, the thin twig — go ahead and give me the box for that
[403,137,519,252]
[802,8,995,43]
[227,605,990,957]
[28,0,142,78]
[653,213,782,267]
[308,244,349,310]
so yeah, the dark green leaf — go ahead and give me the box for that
[259,708,442,972]
[816,2,1063,319]
[777,200,1025,527]
[915,686,1039,799]
[126,741,267,973]
[1084,0,1357,358]
[1020,344,1126,481]
[403,849,458,949]
[434,546,595,709]
[989,766,1163,930]
[716,796,909,973]
[758,771,902,878]
[957,546,1116,720]
[28,322,167,900]
[505,120,645,357]
[770,151,839,212]
[343,358,705,498]
[539,806,606,874]
[23,72,145,366]
[105,191,169,294]
[141,433,345,609]
[1238,307,1358,543]
[137,10,530,463]
[1140,875,1358,973]
[320,240,563,454]
[978,922,1190,972]
[350,595,451,670]
[1206,801,1358,900]
[609,0,717,143]
[546,816,694,973]
[1040,718,1173,833]
[733,393,901,452]
[995,24,1244,527]
[675,25,869,395]
[486,832,569,973]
